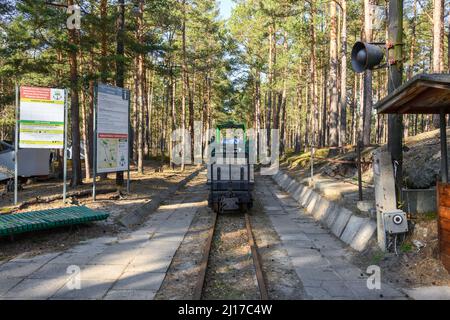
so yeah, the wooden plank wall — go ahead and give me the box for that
[437,182,450,272]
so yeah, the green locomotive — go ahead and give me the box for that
[207,122,254,213]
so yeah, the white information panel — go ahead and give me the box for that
[19,86,65,149]
[96,84,130,173]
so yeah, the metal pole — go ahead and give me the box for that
[357,141,363,201]
[440,109,448,183]
[310,147,314,184]
[127,89,131,193]
[63,89,68,203]
[127,169,130,193]
[14,85,19,205]
[93,84,97,201]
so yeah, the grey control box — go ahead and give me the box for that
[383,210,408,234]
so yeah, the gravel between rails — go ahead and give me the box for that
[202,212,259,300]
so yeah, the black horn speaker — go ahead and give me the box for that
[351,41,384,73]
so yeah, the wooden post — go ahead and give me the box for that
[387,0,404,207]
[440,109,448,183]
[437,182,450,272]
[438,109,449,271]
[357,141,363,201]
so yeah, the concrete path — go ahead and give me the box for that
[256,175,408,300]
[404,286,450,300]
[0,178,207,300]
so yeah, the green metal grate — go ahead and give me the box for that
[0,206,109,237]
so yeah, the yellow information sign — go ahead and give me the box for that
[19,86,65,149]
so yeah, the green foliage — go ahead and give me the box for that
[422,211,438,221]
[400,242,413,253]
[0,0,235,140]
[371,250,385,265]
[283,147,330,170]
[0,0,445,152]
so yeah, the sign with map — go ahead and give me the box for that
[96,84,130,173]
[19,86,65,149]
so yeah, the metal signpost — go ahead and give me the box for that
[14,86,67,205]
[93,83,131,201]
[14,85,19,205]
[127,90,131,193]
[310,147,314,185]
[93,85,98,200]
[63,91,69,203]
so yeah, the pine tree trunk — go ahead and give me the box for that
[88,80,94,169]
[132,58,138,162]
[351,73,357,145]
[79,49,91,181]
[162,76,170,169]
[310,3,319,146]
[408,0,416,79]
[305,80,310,148]
[279,31,288,155]
[181,0,187,171]
[115,0,125,186]
[188,73,195,163]
[100,0,108,83]
[295,63,302,153]
[295,78,302,153]
[147,69,154,157]
[266,23,275,148]
[448,20,450,72]
[80,76,90,180]
[91,0,105,187]
[68,0,82,186]
[329,1,339,153]
[362,0,374,146]
[254,69,261,159]
[321,69,327,147]
[339,0,347,146]
[137,0,145,174]
[170,74,177,170]
[432,0,444,128]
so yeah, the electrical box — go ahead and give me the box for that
[383,210,408,234]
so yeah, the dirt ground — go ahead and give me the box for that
[0,160,197,262]
[353,216,450,289]
[202,213,259,300]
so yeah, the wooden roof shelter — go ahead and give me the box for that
[376,74,450,115]
[375,73,450,273]
[374,73,450,183]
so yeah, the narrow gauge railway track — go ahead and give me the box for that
[193,212,268,300]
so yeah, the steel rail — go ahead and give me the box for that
[192,211,218,300]
[245,213,269,300]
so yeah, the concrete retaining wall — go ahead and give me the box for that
[402,188,437,215]
[272,170,376,252]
